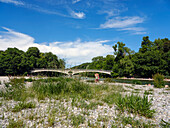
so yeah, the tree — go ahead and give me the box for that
[112,42,134,77]
[103,55,115,70]
[26,47,40,58]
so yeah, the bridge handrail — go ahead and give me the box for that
[31,68,112,72]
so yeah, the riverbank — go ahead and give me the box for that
[0,77,169,127]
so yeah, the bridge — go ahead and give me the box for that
[31,69,112,75]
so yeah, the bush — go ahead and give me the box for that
[153,73,165,88]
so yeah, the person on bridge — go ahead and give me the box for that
[95,73,99,83]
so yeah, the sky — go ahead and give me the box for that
[0,0,170,67]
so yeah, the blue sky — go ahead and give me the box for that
[0,0,170,66]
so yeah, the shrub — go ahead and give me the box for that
[153,73,165,88]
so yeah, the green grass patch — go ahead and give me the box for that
[116,94,155,118]
[32,77,92,100]
[70,114,85,127]
[0,78,28,101]
[12,102,36,112]
[112,115,156,127]
[7,119,25,128]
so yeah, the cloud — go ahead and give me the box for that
[0,0,24,5]
[0,27,113,66]
[0,0,85,19]
[72,0,81,4]
[100,16,144,29]
[100,16,146,34]
[70,10,85,19]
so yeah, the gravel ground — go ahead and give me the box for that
[0,77,169,127]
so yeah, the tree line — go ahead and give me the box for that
[0,47,65,76]
[73,36,170,78]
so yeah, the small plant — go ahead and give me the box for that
[153,73,165,88]
[7,119,25,128]
[48,114,55,126]
[144,90,153,95]
[12,102,36,112]
[120,116,156,127]
[70,114,85,127]
[116,94,155,118]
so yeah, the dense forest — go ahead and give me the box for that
[72,36,170,78]
[0,47,65,76]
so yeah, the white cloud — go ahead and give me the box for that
[72,0,81,4]
[0,0,85,19]
[100,16,146,34]
[120,27,145,31]
[70,10,85,19]
[100,16,144,29]
[0,27,113,66]
[0,0,24,5]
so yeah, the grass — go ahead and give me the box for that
[12,102,36,112]
[32,77,92,100]
[0,78,27,101]
[112,114,156,127]
[144,90,153,95]
[70,114,85,127]
[116,94,155,118]
[7,119,25,128]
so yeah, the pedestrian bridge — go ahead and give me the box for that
[31,69,111,75]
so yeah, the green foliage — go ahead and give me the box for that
[0,47,65,76]
[153,73,165,88]
[103,92,155,118]
[70,114,85,127]
[72,36,169,78]
[7,119,25,128]
[32,77,92,99]
[113,115,156,128]
[116,94,155,118]
[132,80,142,85]
[12,102,36,112]
[0,78,27,101]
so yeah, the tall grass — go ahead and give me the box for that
[0,78,27,101]
[32,77,92,100]
[116,94,155,118]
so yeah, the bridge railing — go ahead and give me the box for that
[31,68,112,72]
